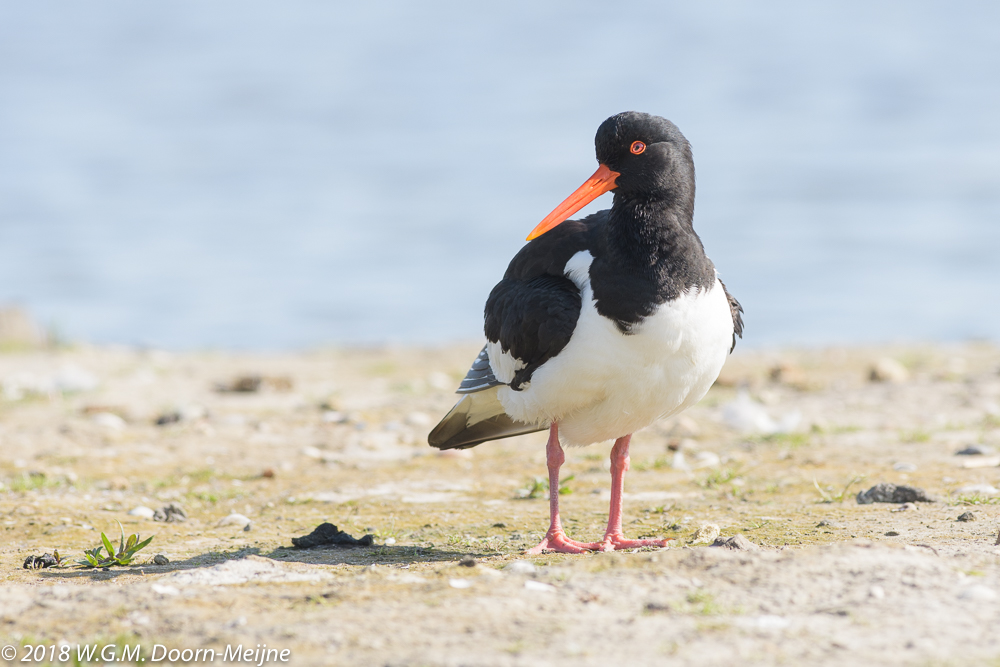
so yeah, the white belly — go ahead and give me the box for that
[495,251,734,447]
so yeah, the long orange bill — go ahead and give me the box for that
[526,163,620,241]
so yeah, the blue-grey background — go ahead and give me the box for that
[1,1,998,349]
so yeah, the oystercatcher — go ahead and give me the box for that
[429,112,743,553]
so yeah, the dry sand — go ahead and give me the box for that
[2,342,1000,665]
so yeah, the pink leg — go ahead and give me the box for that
[599,435,670,551]
[527,424,601,554]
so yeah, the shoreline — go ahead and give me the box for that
[1,341,999,664]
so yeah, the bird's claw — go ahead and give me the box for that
[527,530,601,554]
[598,533,671,552]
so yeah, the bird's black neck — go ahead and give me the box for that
[589,192,715,332]
[606,193,705,270]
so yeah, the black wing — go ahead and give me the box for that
[429,216,601,449]
[485,273,582,390]
[483,217,595,390]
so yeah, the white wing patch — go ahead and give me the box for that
[564,250,594,290]
[486,340,526,384]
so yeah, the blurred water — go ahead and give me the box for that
[0,1,998,349]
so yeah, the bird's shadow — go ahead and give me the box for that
[35,543,488,581]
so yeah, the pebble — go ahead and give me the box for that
[769,362,810,390]
[91,412,126,430]
[869,358,910,383]
[957,484,999,496]
[692,524,721,544]
[301,446,324,459]
[449,578,473,589]
[153,503,187,523]
[869,585,885,599]
[721,391,799,434]
[405,411,433,427]
[524,580,556,592]
[322,411,348,423]
[155,412,181,426]
[153,554,170,565]
[150,584,180,596]
[957,512,976,522]
[958,584,997,601]
[22,554,58,569]
[892,462,918,472]
[890,502,919,512]
[427,372,451,390]
[217,512,252,529]
[291,522,374,548]
[503,560,537,575]
[128,506,156,519]
[458,556,477,567]
[216,375,262,393]
[55,365,99,393]
[817,520,844,528]
[956,445,995,456]
[711,535,759,551]
[856,483,934,504]
[957,457,1000,469]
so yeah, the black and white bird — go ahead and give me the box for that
[429,112,743,553]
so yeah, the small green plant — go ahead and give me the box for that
[697,467,739,490]
[515,477,547,499]
[77,522,154,568]
[514,475,574,499]
[758,432,811,448]
[632,457,671,472]
[813,474,866,503]
[954,494,1000,506]
[899,429,931,443]
[686,590,720,615]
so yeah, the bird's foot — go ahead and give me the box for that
[598,533,671,552]
[526,530,601,554]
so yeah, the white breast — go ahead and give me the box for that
[496,250,734,447]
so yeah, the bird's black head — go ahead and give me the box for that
[595,111,694,203]
[525,111,695,241]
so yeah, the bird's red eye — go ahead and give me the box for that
[630,141,646,155]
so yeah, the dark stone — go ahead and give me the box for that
[22,553,58,569]
[955,445,993,456]
[459,556,477,567]
[155,412,181,426]
[885,531,900,536]
[492,522,506,528]
[710,535,759,551]
[817,520,844,528]
[153,554,170,565]
[957,512,976,522]
[216,376,262,393]
[856,483,935,505]
[153,502,187,523]
[291,523,374,549]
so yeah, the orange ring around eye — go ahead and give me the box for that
[630,141,646,155]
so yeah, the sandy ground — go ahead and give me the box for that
[2,341,1000,666]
